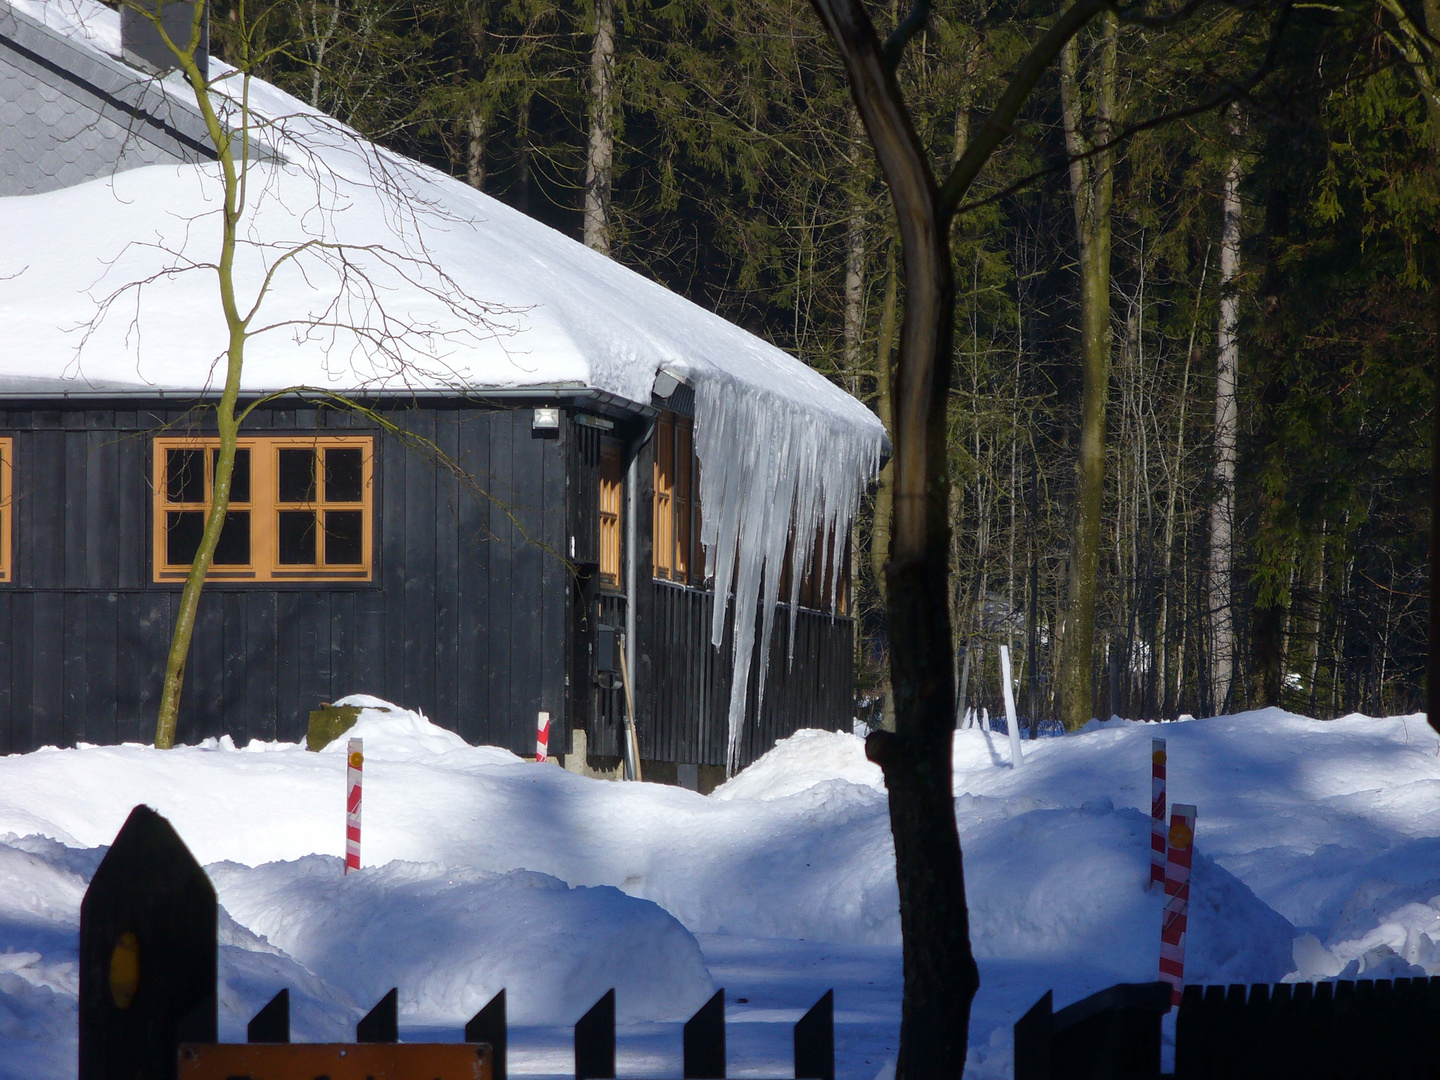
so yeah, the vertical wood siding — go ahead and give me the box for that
[0,402,570,755]
[0,401,853,770]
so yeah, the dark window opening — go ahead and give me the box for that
[324,510,364,565]
[166,449,205,504]
[325,448,364,502]
[278,448,316,503]
[278,510,317,565]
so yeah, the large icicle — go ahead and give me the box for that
[692,374,884,773]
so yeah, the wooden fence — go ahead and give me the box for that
[1016,976,1440,1080]
[80,804,835,1080]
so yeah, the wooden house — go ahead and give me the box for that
[0,0,885,781]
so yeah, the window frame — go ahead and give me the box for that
[598,440,624,589]
[152,434,375,584]
[0,437,12,584]
[651,412,705,588]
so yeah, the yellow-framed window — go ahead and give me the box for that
[599,441,624,588]
[0,437,12,584]
[653,414,674,580]
[153,435,374,583]
[651,411,705,587]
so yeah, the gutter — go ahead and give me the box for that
[0,384,658,423]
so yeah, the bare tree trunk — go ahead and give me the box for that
[467,109,488,190]
[1057,16,1118,730]
[807,0,1107,1070]
[145,2,249,748]
[584,0,616,254]
[845,115,867,390]
[873,240,898,731]
[1210,105,1242,715]
[465,8,488,191]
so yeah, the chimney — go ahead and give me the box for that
[120,1,209,80]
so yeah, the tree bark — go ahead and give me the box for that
[808,0,1106,1072]
[465,8,488,191]
[845,114,867,390]
[584,0,616,254]
[1057,16,1118,730]
[1210,104,1242,715]
[144,2,249,748]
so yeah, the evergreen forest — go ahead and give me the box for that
[208,0,1439,728]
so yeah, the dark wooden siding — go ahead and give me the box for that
[0,399,855,769]
[0,401,571,755]
[644,581,854,769]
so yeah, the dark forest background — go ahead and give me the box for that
[203,0,1438,727]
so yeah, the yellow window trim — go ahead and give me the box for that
[152,435,374,584]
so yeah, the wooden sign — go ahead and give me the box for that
[176,1043,492,1080]
[80,804,217,1080]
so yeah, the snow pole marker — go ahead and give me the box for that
[1150,738,1167,891]
[345,737,362,875]
[999,644,1023,767]
[1159,802,1197,1005]
[536,711,550,763]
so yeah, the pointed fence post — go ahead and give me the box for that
[575,989,616,1080]
[79,804,216,1080]
[683,989,726,1079]
[794,990,833,1080]
[1013,990,1052,1080]
[357,987,398,1043]
[246,988,289,1044]
[466,989,508,1080]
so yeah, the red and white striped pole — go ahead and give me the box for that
[1159,802,1197,1005]
[536,710,550,763]
[1150,738,1167,891]
[345,737,362,874]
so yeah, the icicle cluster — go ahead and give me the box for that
[692,375,885,773]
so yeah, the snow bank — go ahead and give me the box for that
[210,857,712,1024]
[320,695,497,760]
[711,728,882,801]
[4,707,1440,1077]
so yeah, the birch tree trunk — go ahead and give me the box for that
[1210,104,1242,715]
[1057,16,1118,730]
[844,115,866,389]
[584,0,616,254]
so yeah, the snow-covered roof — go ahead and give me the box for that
[0,1,886,763]
[0,1,880,439]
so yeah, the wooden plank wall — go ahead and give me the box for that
[0,402,569,755]
[647,580,853,770]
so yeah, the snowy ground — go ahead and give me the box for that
[2,701,1438,1079]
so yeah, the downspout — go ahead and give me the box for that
[624,419,653,778]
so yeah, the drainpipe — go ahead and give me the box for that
[623,421,652,778]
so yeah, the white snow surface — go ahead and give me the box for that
[0,0,886,754]
[2,703,1439,1078]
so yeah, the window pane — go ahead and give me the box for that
[278,448,316,503]
[166,510,204,565]
[213,510,251,565]
[166,449,205,504]
[324,510,364,565]
[211,447,251,503]
[277,510,317,564]
[324,447,364,503]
